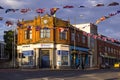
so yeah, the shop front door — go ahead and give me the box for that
[40,50,50,68]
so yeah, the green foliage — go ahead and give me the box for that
[4,30,14,60]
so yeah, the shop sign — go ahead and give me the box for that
[40,44,53,48]
[61,45,69,47]
[22,50,33,56]
[57,50,68,55]
[22,45,30,48]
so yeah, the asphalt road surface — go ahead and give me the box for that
[0,68,120,80]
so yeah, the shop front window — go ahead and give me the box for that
[21,50,34,65]
[61,51,69,65]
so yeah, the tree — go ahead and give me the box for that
[4,30,14,60]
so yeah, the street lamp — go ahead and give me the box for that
[12,23,16,68]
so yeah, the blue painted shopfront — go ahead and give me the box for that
[70,46,89,68]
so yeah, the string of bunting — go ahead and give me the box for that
[95,10,120,24]
[3,18,120,43]
[3,8,120,26]
[0,1,119,26]
[18,23,120,43]
[83,31,119,43]
[0,1,120,42]
[0,2,119,15]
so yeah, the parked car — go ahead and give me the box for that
[114,62,120,68]
[100,63,110,69]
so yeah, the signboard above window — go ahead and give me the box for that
[22,50,33,56]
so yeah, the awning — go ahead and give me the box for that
[70,46,89,52]
[70,46,91,54]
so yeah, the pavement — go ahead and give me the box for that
[0,67,99,71]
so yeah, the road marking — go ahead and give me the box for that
[41,78,49,80]
[53,78,64,80]
[25,77,65,80]
[83,74,102,80]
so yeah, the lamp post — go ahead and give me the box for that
[12,22,16,68]
[72,17,77,68]
[53,15,56,69]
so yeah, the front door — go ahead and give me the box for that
[40,50,50,68]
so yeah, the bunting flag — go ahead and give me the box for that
[50,8,59,15]
[114,39,119,43]
[0,6,4,9]
[5,9,19,13]
[20,8,31,14]
[108,2,119,6]
[97,35,102,39]
[79,6,85,8]
[95,20,101,24]
[5,20,13,26]
[83,31,88,36]
[58,27,69,32]
[17,22,23,27]
[43,27,49,30]
[100,16,107,21]
[59,28,65,32]
[117,10,120,13]
[63,5,74,8]
[92,35,97,39]
[110,38,115,42]
[0,17,3,21]
[36,8,45,14]
[64,27,69,31]
[27,26,32,30]
[95,18,103,24]
[95,16,107,24]
[102,37,107,41]
[35,26,41,31]
[95,3,105,7]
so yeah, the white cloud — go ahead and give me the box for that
[0,0,29,8]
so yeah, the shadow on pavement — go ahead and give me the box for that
[0,68,120,80]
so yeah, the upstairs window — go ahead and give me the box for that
[40,27,50,38]
[59,28,67,40]
[25,30,32,39]
[105,46,107,52]
[82,35,86,44]
[77,34,80,42]
[71,32,75,41]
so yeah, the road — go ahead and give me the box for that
[0,68,120,80]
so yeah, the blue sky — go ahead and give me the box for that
[0,0,120,41]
